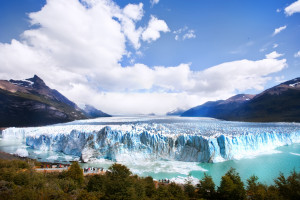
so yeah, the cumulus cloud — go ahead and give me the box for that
[120,3,144,49]
[150,0,160,6]
[123,3,143,21]
[265,51,283,59]
[285,0,300,16]
[0,0,288,115]
[273,25,287,36]
[142,15,170,42]
[193,56,287,93]
[295,51,300,57]
[62,55,287,114]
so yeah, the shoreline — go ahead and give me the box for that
[0,150,30,161]
[0,150,71,166]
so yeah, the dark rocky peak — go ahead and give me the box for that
[26,75,48,89]
[8,75,47,90]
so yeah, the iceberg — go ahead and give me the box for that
[2,117,300,163]
[15,148,29,157]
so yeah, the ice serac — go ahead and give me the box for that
[3,122,300,163]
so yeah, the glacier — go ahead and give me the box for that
[2,117,300,163]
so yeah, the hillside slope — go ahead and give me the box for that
[0,75,109,127]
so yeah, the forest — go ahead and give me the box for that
[0,159,299,200]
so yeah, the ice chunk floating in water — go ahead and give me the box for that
[15,148,28,157]
[2,117,300,163]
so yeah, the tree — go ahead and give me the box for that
[218,168,246,200]
[143,176,156,198]
[107,163,132,180]
[155,185,169,200]
[274,170,300,200]
[197,173,216,200]
[77,190,98,200]
[67,161,84,185]
[167,182,187,200]
[184,179,196,199]
[265,185,282,200]
[246,175,267,200]
[105,163,135,200]
[87,175,106,193]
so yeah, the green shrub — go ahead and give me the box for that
[13,172,30,186]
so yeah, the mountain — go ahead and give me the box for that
[181,94,255,119]
[82,104,111,118]
[0,75,109,127]
[166,108,186,116]
[181,77,300,122]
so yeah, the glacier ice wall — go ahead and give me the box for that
[3,121,300,163]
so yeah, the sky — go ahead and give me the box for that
[0,0,299,115]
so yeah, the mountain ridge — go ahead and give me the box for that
[0,75,110,127]
[181,77,300,122]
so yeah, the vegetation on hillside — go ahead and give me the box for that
[0,159,299,200]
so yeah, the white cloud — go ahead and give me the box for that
[276,8,281,13]
[295,51,300,57]
[119,3,169,49]
[275,76,286,83]
[173,27,196,41]
[273,43,278,48]
[183,30,196,40]
[136,50,143,56]
[0,0,288,115]
[194,57,287,93]
[119,3,144,49]
[273,25,287,36]
[123,3,143,21]
[285,0,300,16]
[265,51,283,59]
[173,26,187,34]
[119,16,144,49]
[142,15,170,42]
[150,0,160,6]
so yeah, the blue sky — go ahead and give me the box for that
[0,0,299,114]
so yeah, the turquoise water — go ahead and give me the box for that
[79,143,300,185]
[128,143,300,185]
[195,143,300,186]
